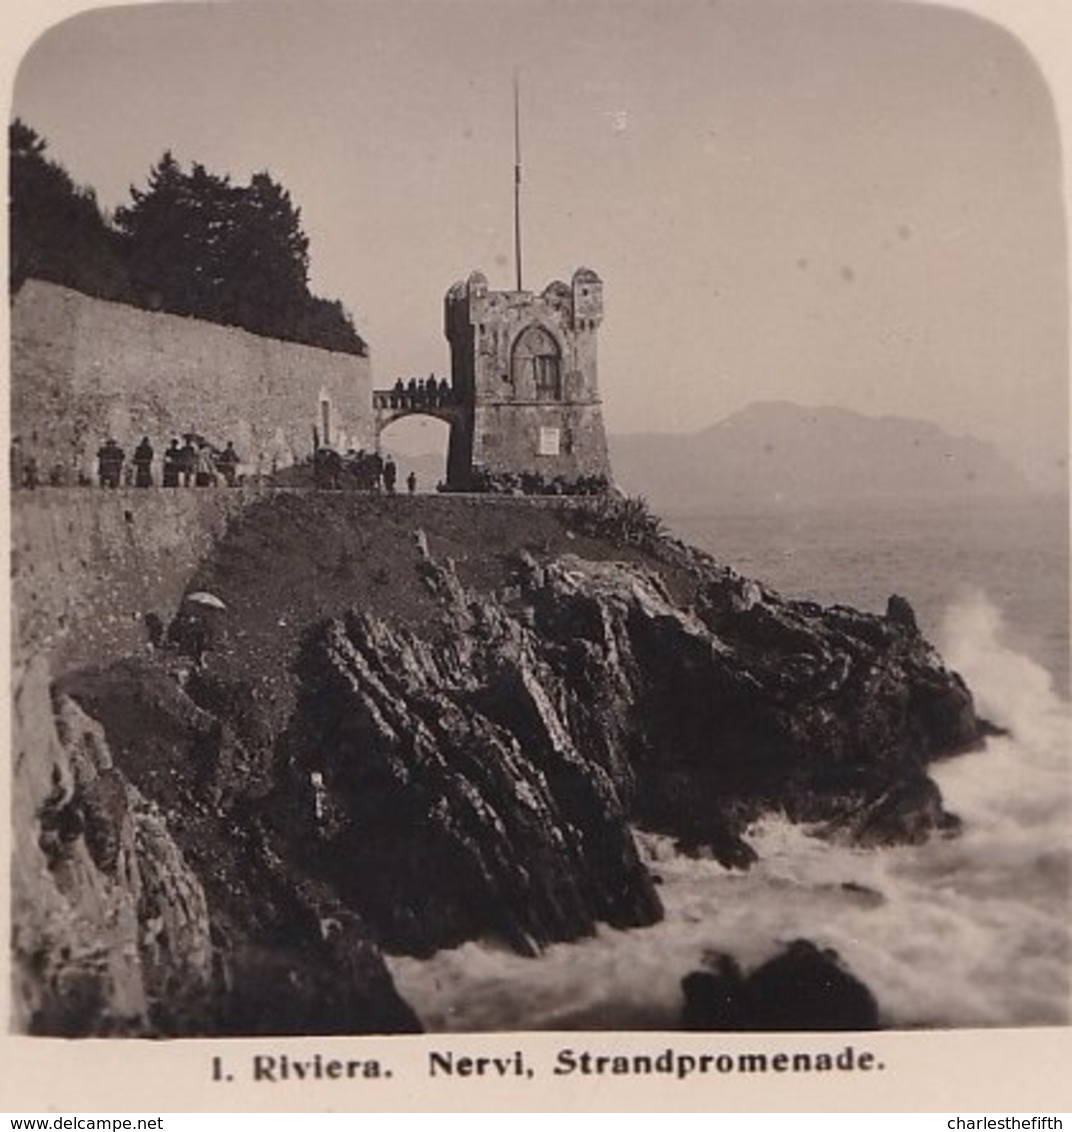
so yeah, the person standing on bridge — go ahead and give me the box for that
[438,377,451,405]
[162,439,182,487]
[392,378,404,409]
[179,437,198,487]
[133,436,154,487]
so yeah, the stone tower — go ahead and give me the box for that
[442,267,612,490]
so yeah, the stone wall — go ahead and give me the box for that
[9,488,599,677]
[10,281,374,484]
[473,401,612,479]
[11,487,260,674]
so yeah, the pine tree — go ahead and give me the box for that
[221,171,310,336]
[115,152,215,316]
[14,130,366,355]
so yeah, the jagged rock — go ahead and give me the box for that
[284,588,662,956]
[744,940,880,1029]
[681,954,745,1030]
[681,940,880,1030]
[223,858,420,1035]
[819,774,962,847]
[886,593,920,634]
[37,655,420,1036]
[11,656,214,1035]
[676,827,759,871]
[52,692,219,1029]
[276,547,978,957]
[520,554,978,849]
[19,497,985,1030]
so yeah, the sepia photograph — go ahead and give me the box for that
[3,0,1071,1111]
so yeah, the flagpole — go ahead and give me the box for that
[513,69,523,292]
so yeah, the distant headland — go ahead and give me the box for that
[611,400,1038,513]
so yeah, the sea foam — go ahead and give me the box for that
[387,592,1071,1031]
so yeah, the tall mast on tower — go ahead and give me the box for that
[513,69,523,292]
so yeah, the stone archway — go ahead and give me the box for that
[376,414,453,493]
[371,390,471,488]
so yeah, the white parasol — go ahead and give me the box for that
[183,591,227,611]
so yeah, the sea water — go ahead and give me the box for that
[386,496,1071,1030]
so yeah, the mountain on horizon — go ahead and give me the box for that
[609,401,1034,512]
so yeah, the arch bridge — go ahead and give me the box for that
[372,386,467,447]
[371,386,472,490]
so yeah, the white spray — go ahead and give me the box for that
[388,592,1071,1031]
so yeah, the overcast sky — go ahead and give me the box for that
[10,0,1069,488]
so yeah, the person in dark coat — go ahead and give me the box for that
[314,447,342,490]
[383,457,397,495]
[97,439,125,488]
[217,440,240,487]
[133,437,154,487]
[406,470,417,495]
[162,439,182,487]
[179,438,198,487]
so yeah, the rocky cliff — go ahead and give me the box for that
[12,655,213,1035]
[11,493,987,1034]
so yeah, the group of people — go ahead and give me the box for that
[464,468,612,497]
[313,446,419,495]
[96,436,241,489]
[387,375,454,411]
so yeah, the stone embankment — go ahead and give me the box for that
[11,491,986,1034]
[12,485,256,673]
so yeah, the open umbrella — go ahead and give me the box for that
[183,591,227,611]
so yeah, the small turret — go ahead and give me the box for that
[572,267,603,328]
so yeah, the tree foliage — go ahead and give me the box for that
[115,153,366,354]
[9,122,366,356]
[9,119,130,300]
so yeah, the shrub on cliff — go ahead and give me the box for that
[567,492,667,549]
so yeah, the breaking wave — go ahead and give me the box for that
[387,593,1070,1032]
